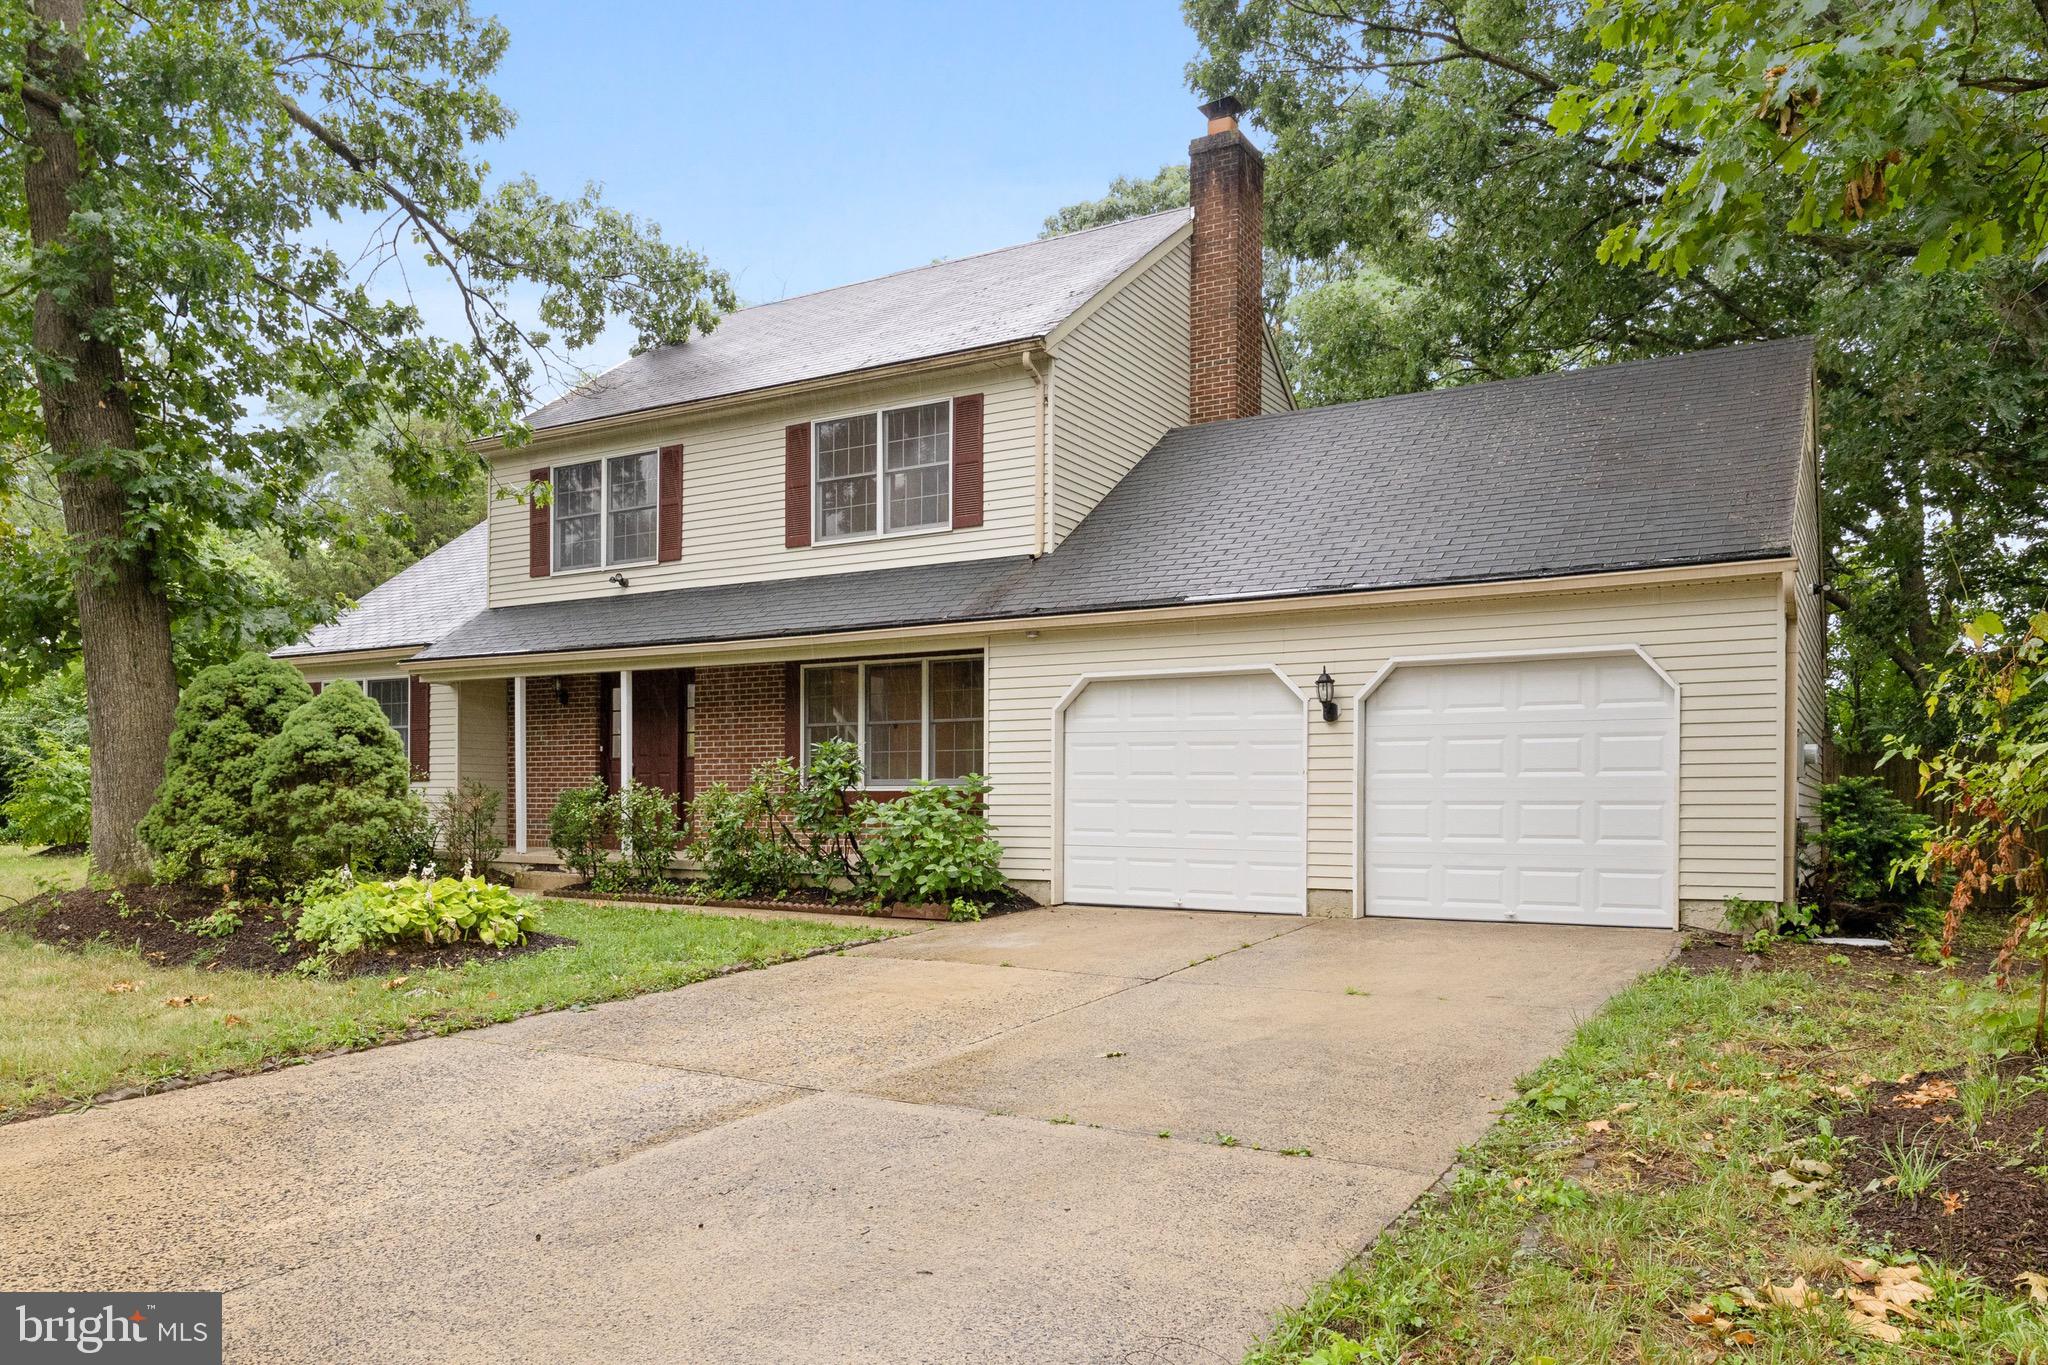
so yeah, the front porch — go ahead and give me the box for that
[420,650,988,869]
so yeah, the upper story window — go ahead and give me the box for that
[813,400,950,542]
[554,451,657,572]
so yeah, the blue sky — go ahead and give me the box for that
[465,1,1206,386]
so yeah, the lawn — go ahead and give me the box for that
[0,846,892,1121]
[1252,931,2048,1364]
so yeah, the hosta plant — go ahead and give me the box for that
[294,870,542,958]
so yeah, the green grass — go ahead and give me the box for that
[0,847,891,1119]
[1250,937,2048,1364]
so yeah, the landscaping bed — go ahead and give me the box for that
[14,883,571,977]
[544,882,1037,921]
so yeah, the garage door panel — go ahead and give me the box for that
[1366,653,1675,928]
[1062,673,1306,914]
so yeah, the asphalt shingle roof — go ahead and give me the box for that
[523,211,1191,431]
[275,522,489,658]
[414,339,1814,664]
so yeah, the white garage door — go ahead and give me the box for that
[1363,653,1677,927]
[1062,672,1306,914]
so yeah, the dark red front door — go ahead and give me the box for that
[601,669,691,806]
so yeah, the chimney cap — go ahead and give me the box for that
[1199,95,1245,131]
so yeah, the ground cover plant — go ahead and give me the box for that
[0,842,891,1123]
[1249,927,2048,1363]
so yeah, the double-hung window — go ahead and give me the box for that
[362,678,411,764]
[813,400,950,541]
[800,655,983,784]
[553,451,658,572]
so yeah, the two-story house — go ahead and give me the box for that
[279,99,1825,928]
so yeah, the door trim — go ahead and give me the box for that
[1051,664,1311,913]
[1350,645,1682,929]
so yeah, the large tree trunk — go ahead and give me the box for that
[22,0,178,880]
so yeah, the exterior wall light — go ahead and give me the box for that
[609,572,630,589]
[1315,667,1338,722]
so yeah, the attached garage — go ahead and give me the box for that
[1360,650,1678,928]
[1059,670,1308,914]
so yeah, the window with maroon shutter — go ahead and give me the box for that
[658,444,683,562]
[952,393,984,529]
[309,680,323,696]
[527,467,551,577]
[409,676,431,781]
[784,424,811,548]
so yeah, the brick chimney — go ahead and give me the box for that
[1188,96,1265,424]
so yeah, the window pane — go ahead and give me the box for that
[814,414,878,540]
[608,452,657,563]
[803,666,859,764]
[927,659,983,780]
[865,663,923,784]
[554,460,603,571]
[883,403,950,531]
[365,678,410,762]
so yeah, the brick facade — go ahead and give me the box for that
[508,664,795,850]
[692,662,795,794]
[1188,102,1266,425]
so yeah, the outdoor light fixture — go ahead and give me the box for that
[609,572,630,589]
[553,676,569,706]
[1315,667,1338,722]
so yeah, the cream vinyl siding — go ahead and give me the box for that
[1260,333,1292,414]
[487,360,1041,608]
[982,574,1789,907]
[1791,395,1826,819]
[445,679,509,839]
[1046,240,1191,547]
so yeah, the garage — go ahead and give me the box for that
[1362,651,1678,928]
[1060,670,1308,914]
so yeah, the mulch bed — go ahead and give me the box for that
[1676,931,2011,982]
[1833,1058,2048,1283]
[10,884,570,978]
[543,883,1037,920]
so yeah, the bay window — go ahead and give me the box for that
[813,400,950,541]
[553,450,658,572]
[800,655,983,784]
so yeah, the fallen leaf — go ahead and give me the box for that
[1942,1190,1968,1216]
[102,980,139,994]
[1845,1313,1903,1343]
[1611,1101,1638,1114]
[2014,1271,2048,1303]
[382,975,410,991]
[1728,1329,1757,1346]
[1895,1078,1957,1108]
[161,994,211,1008]
[1765,1277,1817,1309]
[220,1014,245,1028]
[1585,1119,1612,1134]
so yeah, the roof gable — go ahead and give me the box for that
[524,210,1191,432]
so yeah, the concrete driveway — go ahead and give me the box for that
[0,906,1672,1363]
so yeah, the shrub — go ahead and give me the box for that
[437,778,504,875]
[389,790,440,873]
[686,773,808,899]
[0,735,90,848]
[0,664,85,812]
[784,739,868,885]
[861,775,1006,905]
[294,870,541,958]
[140,653,312,890]
[252,681,418,882]
[548,777,615,886]
[1801,775,1930,910]
[603,781,683,892]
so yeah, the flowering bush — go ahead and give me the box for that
[293,870,541,958]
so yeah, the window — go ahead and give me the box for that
[799,656,983,785]
[813,401,950,541]
[553,451,658,572]
[363,678,410,764]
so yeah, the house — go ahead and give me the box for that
[280,99,1825,927]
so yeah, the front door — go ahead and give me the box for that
[601,669,693,805]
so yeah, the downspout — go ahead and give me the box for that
[1023,350,1051,557]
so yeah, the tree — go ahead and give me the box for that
[139,652,311,891]
[1041,164,1190,236]
[1185,0,2048,754]
[2,2,733,878]
[253,680,417,881]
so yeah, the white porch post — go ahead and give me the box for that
[618,670,635,854]
[513,675,528,854]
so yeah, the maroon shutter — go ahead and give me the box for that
[783,424,811,548]
[657,444,684,563]
[408,676,431,780]
[952,393,984,529]
[784,662,803,760]
[527,467,551,577]
[308,680,323,696]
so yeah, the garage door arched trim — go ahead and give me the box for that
[1351,645,1681,930]
[1052,665,1312,913]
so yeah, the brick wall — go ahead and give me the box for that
[1188,125,1266,425]
[693,662,794,793]
[507,674,602,847]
